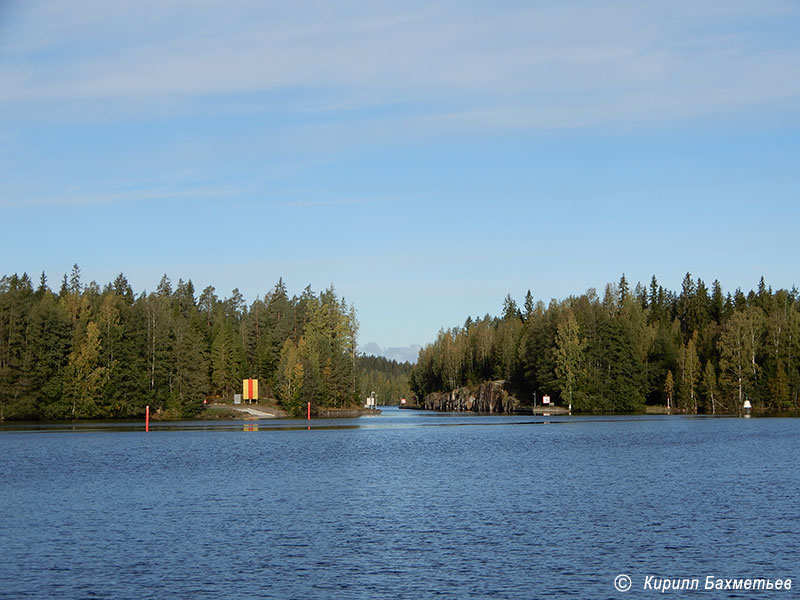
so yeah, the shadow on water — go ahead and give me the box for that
[0,406,775,434]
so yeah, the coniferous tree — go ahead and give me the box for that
[0,274,35,419]
[357,355,412,405]
[210,321,243,399]
[677,272,695,340]
[171,315,208,416]
[24,289,71,419]
[710,280,725,324]
[523,290,534,322]
[3,270,799,420]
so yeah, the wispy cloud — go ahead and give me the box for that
[0,183,242,208]
[2,0,798,133]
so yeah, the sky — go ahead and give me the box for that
[1,1,799,354]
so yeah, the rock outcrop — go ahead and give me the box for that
[422,381,518,413]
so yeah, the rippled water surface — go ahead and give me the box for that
[1,409,798,599]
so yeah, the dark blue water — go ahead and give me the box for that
[1,409,798,599]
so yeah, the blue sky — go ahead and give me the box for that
[1,1,799,352]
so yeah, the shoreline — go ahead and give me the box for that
[205,403,285,419]
[203,403,380,420]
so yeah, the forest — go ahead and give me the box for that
[4,268,798,420]
[410,274,800,414]
[357,355,412,406]
[0,266,359,420]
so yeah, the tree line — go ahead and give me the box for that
[0,266,359,420]
[410,275,800,414]
[357,355,412,406]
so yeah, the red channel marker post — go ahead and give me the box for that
[145,405,150,432]
[307,402,311,430]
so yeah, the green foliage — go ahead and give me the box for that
[702,361,717,414]
[357,355,413,405]
[718,306,763,411]
[211,321,243,398]
[63,321,106,418]
[553,311,585,411]
[277,338,304,415]
[664,370,675,412]
[410,275,800,414]
[25,290,71,418]
[677,334,700,412]
[0,269,361,420]
[170,313,208,416]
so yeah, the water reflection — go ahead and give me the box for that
[0,405,756,435]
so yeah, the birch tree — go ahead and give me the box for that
[554,311,585,411]
[64,321,105,418]
[718,307,763,411]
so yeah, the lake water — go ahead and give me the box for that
[1,409,798,599]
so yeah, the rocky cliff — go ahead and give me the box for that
[421,381,518,413]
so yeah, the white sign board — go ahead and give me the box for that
[542,395,551,405]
